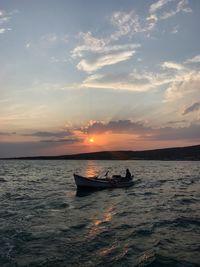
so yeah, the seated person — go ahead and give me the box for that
[125,168,132,180]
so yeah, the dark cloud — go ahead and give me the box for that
[83,120,151,134]
[40,138,83,143]
[0,132,16,136]
[82,119,200,142]
[167,120,187,125]
[23,131,73,138]
[151,124,200,141]
[182,102,200,115]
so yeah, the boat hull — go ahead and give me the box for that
[74,174,134,189]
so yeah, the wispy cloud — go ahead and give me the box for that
[185,55,200,64]
[110,0,192,41]
[164,70,200,101]
[149,0,192,20]
[77,50,135,73]
[111,10,158,40]
[0,28,6,34]
[0,9,15,34]
[40,138,82,143]
[81,69,172,91]
[71,32,107,58]
[182,102,200,115]
[79,55,200,109]
[23,131,73,138]
[71,31,139,58]
[71,1,192,76]
[149,0,173,14]
[0,131,16,136]
[71,31,140,72]
[162,61,184,70]
[110,11,142,40]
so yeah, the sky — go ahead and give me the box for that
[0,0,200,157]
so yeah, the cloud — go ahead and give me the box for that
[72,1,192,73]
[182,102,200,115]
[167,120,187,124]
[0,9,15,34]
[71,31,140,72]
[79,55,200,98]
[0,9,10,23]
[77,50,135,73]
[81,73,150,91]
[0,27,11,34]
[0,28,6,34]
[71,31,140,57]
[71,32,107,58]
[40,138,82,143]
[164,70,200,101]
[81,119,200,142]
[151,123,200,140]
[81,120,151,135]
[111,10,158,41]
[162,61,184,70]
[149,0,192,20]
[0,131,16,136]
[149,0,173,14]
[23,131,73,138]
[81,69,172,91]
[185,55,200,64]
[110,11,142,40]
[109,1,192,41]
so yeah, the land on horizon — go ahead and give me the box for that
[2,144,200,161]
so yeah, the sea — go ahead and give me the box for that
[0,160,200,267]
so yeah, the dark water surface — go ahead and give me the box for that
[0,160,200,267]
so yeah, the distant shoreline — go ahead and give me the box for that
[1,144,200,161]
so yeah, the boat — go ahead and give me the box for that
[74,173,134,189]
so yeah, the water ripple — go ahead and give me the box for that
[0,160,199,267]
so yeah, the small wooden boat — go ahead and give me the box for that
[74,173,134,189]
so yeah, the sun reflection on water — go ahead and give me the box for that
[87,207,114,238]
[84,161,99,177]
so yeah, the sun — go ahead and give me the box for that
[89,137,95,143]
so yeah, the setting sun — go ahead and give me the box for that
[89,138,95,143]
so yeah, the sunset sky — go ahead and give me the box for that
[0,0,200,157]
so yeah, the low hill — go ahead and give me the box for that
[3,144,200,160]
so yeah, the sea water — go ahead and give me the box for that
[0,160,200,267]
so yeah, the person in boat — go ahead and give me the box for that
[105,171,109,177]
[125,168,132,180]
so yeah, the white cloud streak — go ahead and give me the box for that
[72,31,140,72]
[80,54,200,102]
[71,31,140,58]
[162,61,184,70]
[0,28,6,34]
[0,9,15,34]
[185,55,200,64]
[149,0,192,20]
[77,50,135,73]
